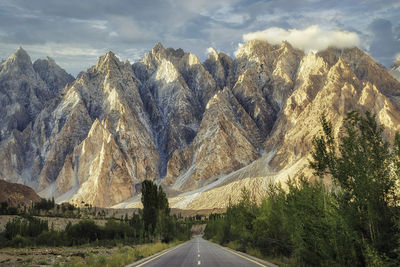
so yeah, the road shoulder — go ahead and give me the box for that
[125,240,189,267]
[208,240,278,267]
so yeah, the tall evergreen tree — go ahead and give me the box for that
[141,180,158,234]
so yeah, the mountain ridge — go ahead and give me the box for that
[1,42,400,209]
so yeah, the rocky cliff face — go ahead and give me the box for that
[0,48,69,140]
[39,52,160,206]
[133,43,217,176]
[0,48,74,187]
[163,88,262,191]
[33,57,75,95]
[1,42,400,208]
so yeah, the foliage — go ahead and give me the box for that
[5,216,48,239]
[141,180,176,242]
[141,180,159,234]
[0,201,18,215]
[205,111,400,266]
[34,197,55,211]
[310,111,400,264]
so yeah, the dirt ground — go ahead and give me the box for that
[0,246,117,266]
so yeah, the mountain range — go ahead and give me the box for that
[1,41,400,209]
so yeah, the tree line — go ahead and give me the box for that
[0,180,192,248]
[204,111,400,266]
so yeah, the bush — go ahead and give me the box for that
[66,220,101,245]
[10,234,30,247]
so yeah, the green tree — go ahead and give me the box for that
[141,180,171,240]
[0,202,8,214]
[310,111,399,264]
[141,180,159,234]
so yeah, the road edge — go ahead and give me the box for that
[125,240,190,267]
[208,240,279,267]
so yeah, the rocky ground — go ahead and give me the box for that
[0,246,117,266]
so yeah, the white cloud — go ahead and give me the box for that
[240,25,360,53]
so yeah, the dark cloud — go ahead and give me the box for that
[0,0,399,75]
[369,19,400,66]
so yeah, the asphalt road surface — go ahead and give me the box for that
[127,236,276,267]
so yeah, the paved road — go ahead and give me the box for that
[127,236,276,267]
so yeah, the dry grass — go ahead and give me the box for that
[0,246,118,266]
[55,241,183,267]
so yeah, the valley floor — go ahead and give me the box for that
[0,242,182,267]
[0,246,118,266]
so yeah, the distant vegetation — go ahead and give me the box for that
[0,180,195,248]
[204,111,400,266]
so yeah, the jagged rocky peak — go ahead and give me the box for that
[392,55,400,69]
[140,42,167,70]
[164,87,261,191]
[317,46,367,66]
[317,47,400,99]
[134,43,217,168]
[152,42,165,55]
[204,47,234,89]
[2,41,400,209]
[235,39,274,60]
[11,47,32,64]
[1,47,36,78]
[33,56,75,93]
[95,51,125,73]
[236,39,301,62]
[0,47,80,190]
[207,47,219,60]
[53,118,134,207]
[0,48,71,140]
[34,48,160,199]
[234,39,303,88]
[232,69,276,137]
[390,56,400,82]
[232,39,303,137]
[141,42,204,72]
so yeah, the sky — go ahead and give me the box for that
[0,0,399,76]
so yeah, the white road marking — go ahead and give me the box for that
[198,254,200,257]
[198,260,201,265]
[132,242,187,267]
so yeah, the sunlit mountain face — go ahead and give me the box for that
[1,38,399,209]
[0,0,399,209]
